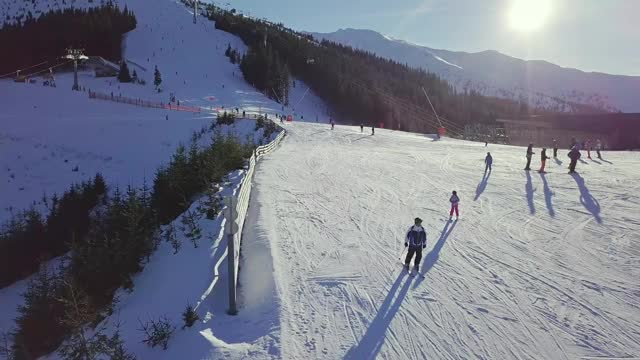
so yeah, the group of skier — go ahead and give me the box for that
[403,137,607,275]
[321,122,611,275]
[524,138,604,174]
[330,121,375,135]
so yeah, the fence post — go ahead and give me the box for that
[226,196,238,315]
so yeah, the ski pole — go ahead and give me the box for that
[398,246,407,260]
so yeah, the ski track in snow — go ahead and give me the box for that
[0,0,328,356]
[252,122,640,359]
[1,0,640,357]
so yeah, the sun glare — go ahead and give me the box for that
[508,0,551,32]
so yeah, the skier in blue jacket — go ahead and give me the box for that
[404,217,427,272]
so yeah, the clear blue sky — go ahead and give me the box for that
[223,0,640,76]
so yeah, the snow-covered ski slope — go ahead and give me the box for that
[1,0,327,354]
[0,0,328,224]
[250,121,640,359]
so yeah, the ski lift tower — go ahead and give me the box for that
[64,48,88,91]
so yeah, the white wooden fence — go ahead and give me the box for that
[226,127,286,314]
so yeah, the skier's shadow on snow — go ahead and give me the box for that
[413,220,457,289]
[590,158,602,165]
[554,158,563,165]
[571,173,602,224]
[344,273,414,360]
[474,170,491,201]
[600,158,613,164]
[539,173,555,217]
[525,171,536,214]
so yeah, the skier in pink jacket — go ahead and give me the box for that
[449,191,460,220]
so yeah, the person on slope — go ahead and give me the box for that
[484,152,493,173]
[371,125,375,135]
[360,123,364,133]
[595,139,603,159]
[553,139,559,158]
[404,217,427,272]
[449,190,460,220]
[568,146,581,173]
[524,143,535,170]
[331,120,335,130]
[586,139,592,159]
[538,148,551,173]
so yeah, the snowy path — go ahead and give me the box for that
[250,122,640,359]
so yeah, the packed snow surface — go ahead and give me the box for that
[249,121,640,359]
[0,0,327,353]
[2,0,639,357]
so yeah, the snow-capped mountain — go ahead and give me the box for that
[310,28,640,113]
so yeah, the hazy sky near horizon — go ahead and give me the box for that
[225,0,640,76]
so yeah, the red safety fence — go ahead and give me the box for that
[88,91,205,113]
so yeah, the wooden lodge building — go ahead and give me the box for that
[496,113,640,150]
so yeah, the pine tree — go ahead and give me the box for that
[164,223,180,254]
[118,61,132,83]
[11,265,68,359]
[93,173,107,199]
[181,303,199,329]
[57,280,136,360]
[0,331,12,360]
[103,328,135,360]
[154,66,162,92]
[56,278,99,360]
[138,316,175,350]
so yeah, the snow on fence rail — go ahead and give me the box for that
[226,126,286,314]
[88,91,205,113]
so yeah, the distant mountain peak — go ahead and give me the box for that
[310,28,640,112]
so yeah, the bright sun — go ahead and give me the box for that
[508,0,551,32]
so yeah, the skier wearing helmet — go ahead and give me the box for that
[404,217,427,273]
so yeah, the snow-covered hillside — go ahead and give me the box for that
[3,0,640,359]
[0,0,328,223]
[250,121,640,359]
[0,80,213,223]
[311,28,640,113]
[0,0,328,355]
[77,120,639,359]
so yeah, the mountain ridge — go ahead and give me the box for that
[310,28,640,112]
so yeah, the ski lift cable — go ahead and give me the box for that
[22,59,73,78]
[347,79,463,136]
[347,80,446,132]
[270,87,283,105]
[322,37,464,133]
[347,77,464,134]
[421,86,443,128]
[365,80,464,134]
[351,85,449,135]
[348,78,447,125]
[0,60,49,79]
[294,86,310,108]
